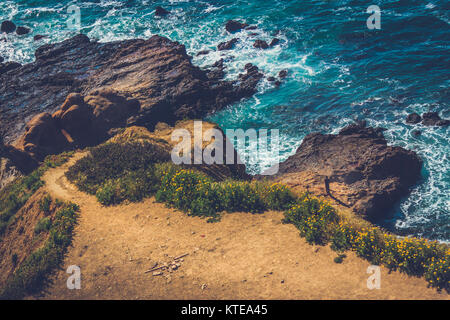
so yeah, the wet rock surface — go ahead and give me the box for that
[267,121,422,220]
[225,20,248,33]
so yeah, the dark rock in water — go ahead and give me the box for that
[269,38,280,47]
[1,21,16,33]
[278,69,288,79]
[225,20,248,33]
[238,63,264,96]
[245,25,258,30]
[16,26,30,35]
[1,34,263,164]
[0,56,3,63]
[406,113,421,124]
[267,121,422,220]
[274,81,281,87]
[0,61,21,75]
[218,38,238,51]
[412,130,422,137]
[196,50,210,56]
[155,6,170,16]
[422,112,449,126]
[267,76,276,82]
[253,40,269,49]
[33,34,47,41]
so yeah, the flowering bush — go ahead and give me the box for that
[283,195,339,245]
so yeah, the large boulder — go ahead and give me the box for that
[13,89,141,160]
[267,121,422,220]
[13,113,69,161]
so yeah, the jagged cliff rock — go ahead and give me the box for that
[0,34,263,144]
[267,122,422,220]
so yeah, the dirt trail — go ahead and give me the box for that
[39,153,447,300]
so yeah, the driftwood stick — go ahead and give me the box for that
[174,253,189,260]
[144,265,166,274]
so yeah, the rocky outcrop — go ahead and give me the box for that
[218,38,238,51]
[1,34,264,186]
[0,61,21,75]
[406,113,421,124]
[225,20,248,33]
[16,26,30,35]
[13,89,140,161]
[1,21,16,33]
[0,34,263,144]
[421,112,450,126]
[253,40,269,49]
[406,112,449,126]
[155,6,170,16]
[267,121,422,220]
[110,121,250,181]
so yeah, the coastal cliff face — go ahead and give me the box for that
[0,34,263,144]
[0,34,263,185]
[268,122,422,220]
[0,34,423,220]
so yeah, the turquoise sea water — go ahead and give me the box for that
[1,0,449,241]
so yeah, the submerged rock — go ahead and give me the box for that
[267,121,422,220]
[1,21,16,33]
[406,113,421,124]
[225,20,248,33]
[421,112,450,126]
[253,40,269,49]
[155,6,170,16]
[269,38,280,47]
[218,38,238,51]
[16,26,30,35]
[33,34,47,41]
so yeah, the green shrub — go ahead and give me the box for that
[34,217,52,234]
[216,181,265,213]
[283,195,339,245]
[328,221,449,292]
[0,152,72,238]
[260,182,297,211]
[0,201,79,300]
[39,195,52,214]
[66,142,169,194]
[425,254,449,291]
[156,167,215,213]
[334,254,346,264]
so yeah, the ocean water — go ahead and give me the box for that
[1,0,449,241]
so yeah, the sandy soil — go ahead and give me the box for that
[38,153,448,300]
